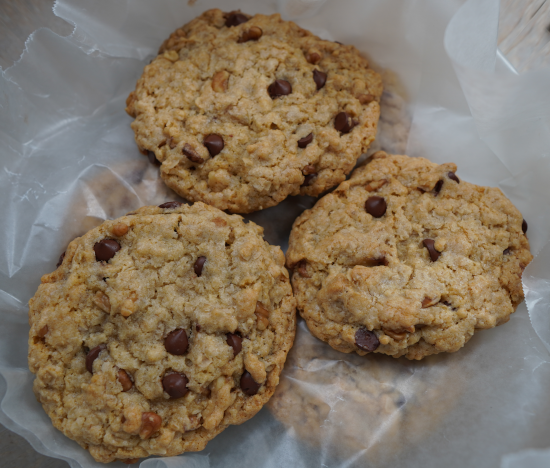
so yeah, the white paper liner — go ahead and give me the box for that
[1,0,550,467]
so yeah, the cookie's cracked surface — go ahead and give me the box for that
[286,152,532,360]
[126,9,382,213]
[28,202,296,463]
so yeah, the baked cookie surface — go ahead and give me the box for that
[126,9,382,213]
[286,152,532,360]
[28,202,296,463]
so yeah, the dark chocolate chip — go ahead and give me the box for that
[434,180,443,195]
[164,329,189,355]
[503,248,511,255]
[86,344,106,373]
[195,324,201,332]
[94,239,121,262]
[148,151,161,166]
[302,173,317,186]
[203,134,224,156]
[158,201,182,209]
[297,133,313,148]
[183,144,204,164]
[423,239,441,261]
[56,252,65,268]
[194,256,206,276]
[355,328,379,352]
[296,259,310,277]
[268,80,292,98]
[448,172,459,183]
[313,70,327,90]
[225,12,249,27]
[226,333,242,356]
[117,369,133,392]
[522,219,528,234]
[162,372,189,399]
[334,112,353,133]
[365,196,387,218]
[240,371,261,396]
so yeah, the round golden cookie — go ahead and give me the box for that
[286,152,532,360]
[28,202,296,463]
[126,9,382,213]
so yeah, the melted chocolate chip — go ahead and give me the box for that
[268,80,292,98]
[226,333,242,356]
[365,196,387,218]
[302,173,317,186]
[203,134,224,156]
[148,151,161,166]
[503,248,511,255]
[240,371,261,396]
[522,219,528,234]
[298,133,313,148]
[238,26,262,43]
[56,252,65,268]
[448,172,459,183]
[434,180,443,195]
[355,328,379,352]
[158,201,182,209]
[117,369,133,392]
[162,372,189,399]
[94,239,121,262]
[225,12,248,27]
[164,329,189,355]
[86,344,106,373]
[313,70,327,90]
[423,239,441,261]
[334,112,353,133]
[194,256,206,276]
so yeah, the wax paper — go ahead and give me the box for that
[1,0,550,467]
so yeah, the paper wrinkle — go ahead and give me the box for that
[1,0,550,467]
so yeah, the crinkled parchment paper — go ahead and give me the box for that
[1,0,550,467]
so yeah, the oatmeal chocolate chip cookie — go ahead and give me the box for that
[269,321,464,464]
[126,9,382,213]
[286,152,532,360]
[28,202,296,463]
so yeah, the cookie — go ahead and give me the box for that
[286,152,532,360]
[126,9,382,213]
[28,202,296,463]
[269,321,463,464]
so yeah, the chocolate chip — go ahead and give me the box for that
[268,79,292,98]
[158,201,182,209]
[522,219,528,234]
[306,52,321,64]
[164,329,189,355]
[203,134,224,156]
[302,174,317,186]
[183,144,204,163]
[334,112,353,133]
[434,180,443,195]
[298,133,313,148]
[448,172,459,183]
[194,256,206,276]
[355,328,379,352]
[365,196,387,218]
[313,70,327,90]
[441,300,452,307]
[148,151,161,166]
[240,371,261,396]
[238,26,262,43]
[195,324,201,332]
[56,252,65,268]
[117,369,133,392]
[162,372,189,399]
[226,333,242,356]
[423,239,440,261]
[94,239,121,262]
[225,12,248,27]
[86,344,106,373]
